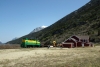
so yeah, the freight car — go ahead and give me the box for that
[21,38,41,48]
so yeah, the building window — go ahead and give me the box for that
[81,39,83,42]
[86,40,87,43]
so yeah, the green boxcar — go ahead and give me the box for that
[21,38,41,48]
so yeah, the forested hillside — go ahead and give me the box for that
[7,0,100,45]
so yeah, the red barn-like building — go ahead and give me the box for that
[62,35,93,48]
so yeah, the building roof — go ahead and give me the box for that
[62,42,73,44]
[63,38,77,43]
[70,38,77,42]
[73,35,89,39]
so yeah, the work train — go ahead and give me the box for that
[21,38,41,48]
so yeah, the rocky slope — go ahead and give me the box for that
[7,0,100,45]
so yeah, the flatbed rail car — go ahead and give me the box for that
[21,38,41,48]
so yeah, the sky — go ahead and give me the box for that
[0,0,90,43]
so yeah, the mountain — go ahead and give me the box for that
[30,26,47,33]
[7,0,100,45]
[12,37,18,40]
[0,41,2,44]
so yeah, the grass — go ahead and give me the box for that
[0,46,100,67]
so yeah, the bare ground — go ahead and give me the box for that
[0,46,100,67]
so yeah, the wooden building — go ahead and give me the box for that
[62,35,93,48]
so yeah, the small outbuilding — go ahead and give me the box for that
[62,35,93,48]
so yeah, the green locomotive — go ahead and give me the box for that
[21,38,41,48]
